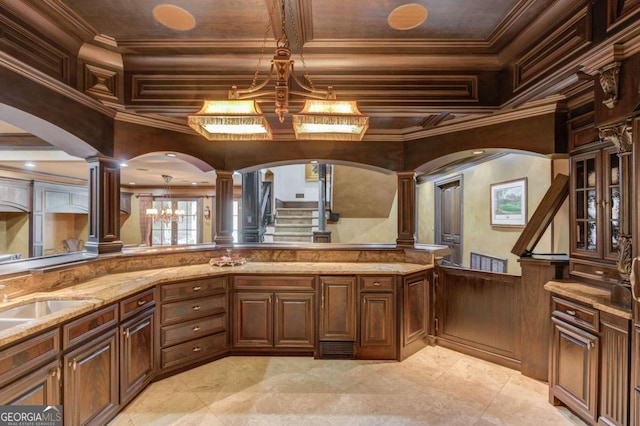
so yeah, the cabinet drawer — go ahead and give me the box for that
[160,277,227,302]
[233,275,315,291]
[120,288,155,321]
[0,329,60,387]
[552,296,599,333]
[62,303,118,350]
[161,332,226,370]
[570,259,619,284]
[161,313,226,347]
[161,294,226,324]
[359,276,394,291]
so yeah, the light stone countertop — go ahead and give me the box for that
[544,280,632,320]
[0,261,430,347]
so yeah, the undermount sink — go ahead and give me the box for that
[0,299,92,320]
[0,318,30,332]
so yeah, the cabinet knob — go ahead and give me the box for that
[137,299,147,306]
[565,309,576,316]
[193,346,202,352]
[192,305,201,311]
[193,286,202,291]
[192,325,201,332]
[589,342,595,349]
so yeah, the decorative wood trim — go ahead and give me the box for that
[607,0,640,31]
[83,63,120,102]
[598,62,622,109]
[599,120,633,154]
[513,5,592,91]
[0,4,72,84]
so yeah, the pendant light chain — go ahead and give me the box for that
[287,0,314,89]
[251,0,278,90]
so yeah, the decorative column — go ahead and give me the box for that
[84,156,123,254]
[214,170,234,246]
[313,163,331,243]
[396,171,416,247]
[600,121,633,307]
[240,171,262,243]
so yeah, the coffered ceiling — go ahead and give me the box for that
[0,0,618,181]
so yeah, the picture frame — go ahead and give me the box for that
[490,178,527,227]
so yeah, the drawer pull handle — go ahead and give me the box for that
[373,282,381,286]
[192,305,201,311]
[594,270,604,275]
[193,286,202,291]
[192,325,201,332]
[566,309,576,316]
[193,346,202,352]
[137,300,147,306]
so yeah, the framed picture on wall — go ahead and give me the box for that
[490,178,527,227]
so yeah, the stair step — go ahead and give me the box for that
[275,226,313,233]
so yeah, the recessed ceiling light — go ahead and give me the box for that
[153,4,196,31]
[165,153,177,158]
[388,3,428,31]
[310,160,318,164]
[472,150,485,155]
[129,182,136,185]
[24,161,36,168]
[119,162,128,167]
[191,182,198,185]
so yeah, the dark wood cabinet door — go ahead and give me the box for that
[0,359,60,406]
[550,318,599,423]
[274,292,315,348]
[233,292,273,347]
[64,331,119,426]
[319,276,356,341]
[599,312,630,426]
[403,274,427,346]
[120,309,155,405]
[359,292,395,359]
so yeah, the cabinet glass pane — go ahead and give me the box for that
[586,158,596,188]
[577,222,586,250]
[587,221,596,250]
[576,161,585,189]
[609,153,619,185]
[576,191,585,219]
[587,190,596,219]
[611,221,619,249]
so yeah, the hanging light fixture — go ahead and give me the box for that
[146,175,187,223]
[187,0,368,141]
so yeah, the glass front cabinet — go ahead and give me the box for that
[570,143,621,284]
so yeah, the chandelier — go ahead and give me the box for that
[146,175,186,223]
[187,0,369,141]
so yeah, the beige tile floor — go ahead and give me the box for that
[109,346,587,425]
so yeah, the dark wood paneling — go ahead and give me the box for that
[359,292,396,359]
[436,266,521,366]
[62,304,118,350]
[120,309,155,405]
[0,329,59,387]
[0,359,60,406]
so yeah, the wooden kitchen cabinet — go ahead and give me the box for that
[232,276,315,351]
[63,330,119,426]
[549,294,631,426]
[0,359,60,405]
[158,277,227,373]
[120,307,155,405]
[318,276,356,341]
[570,143,621,284]
[358,276,396,360]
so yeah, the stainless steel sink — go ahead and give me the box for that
[0,299,92,320]
[0,318,30,332]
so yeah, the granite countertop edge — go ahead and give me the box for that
[544,280,632,320]
[0,261,431,347]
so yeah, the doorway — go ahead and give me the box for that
[435,175,463,266]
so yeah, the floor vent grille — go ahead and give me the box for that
[319,341,355,359]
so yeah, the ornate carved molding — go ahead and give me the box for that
[617,234,632,282]
[598,62,621,108]
[599,120,633,154]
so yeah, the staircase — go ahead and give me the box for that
[266,207,317,243]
